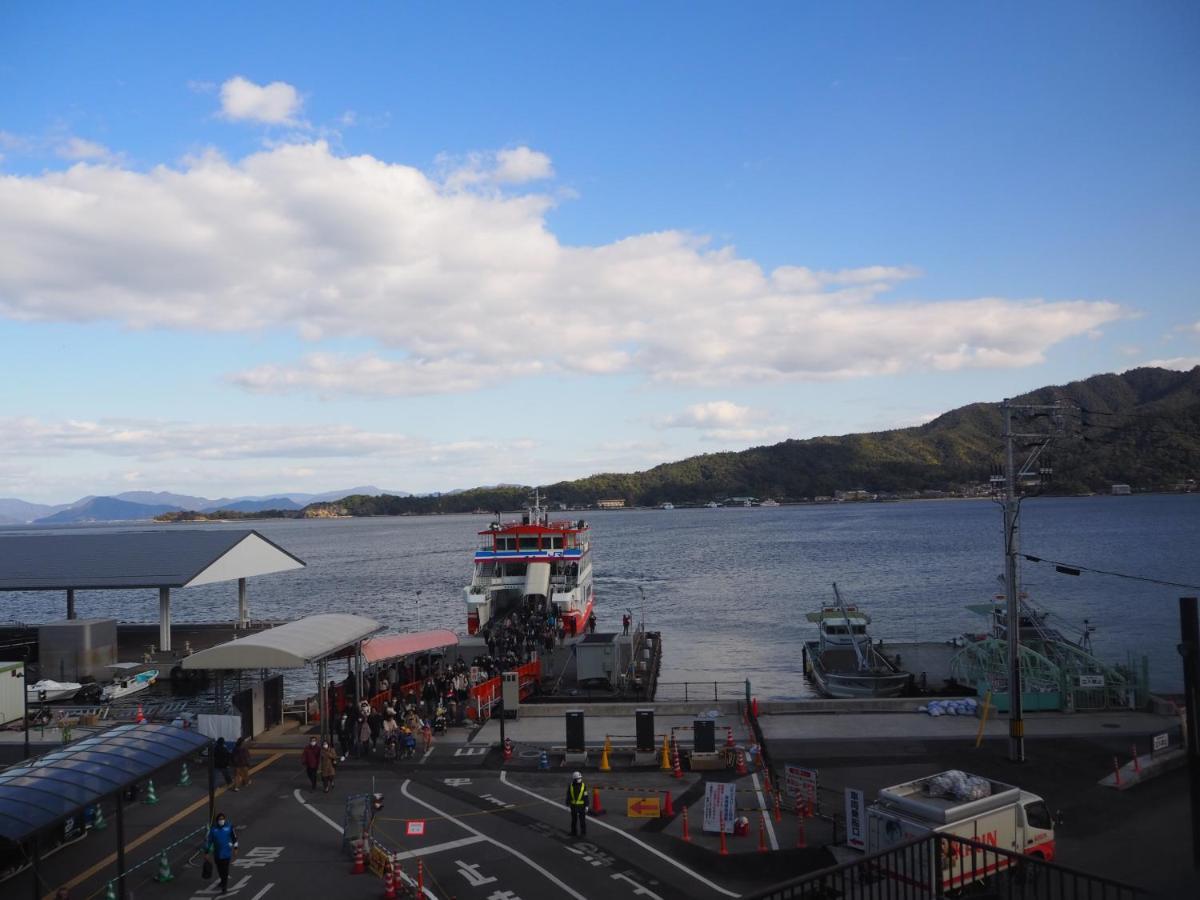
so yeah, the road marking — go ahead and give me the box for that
[456,860,498,886]
[250,884,275,900]
[498,771,740,899]
[443,777,472,787]
[392,835,487,860]
[750,772,779,851]
[455,746,488,756]
[44,752,285,900]
[612,872,664,899]
[420,747,436,764]
[291,788,345,835]
[401,779,589,900]
[291,788,436,899]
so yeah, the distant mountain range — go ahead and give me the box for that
[0,486,409,525]
[5,367,1197,525]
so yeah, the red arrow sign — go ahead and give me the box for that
[627,797,661,818]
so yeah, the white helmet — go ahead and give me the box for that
[572,771,582,780]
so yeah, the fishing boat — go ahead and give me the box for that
[465,492,595,637]
[760,498,780,507]
[101,664,158,701]
[803,584,911,698]
[26,679,82,702]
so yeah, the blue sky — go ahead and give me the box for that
[1,2,1197,504]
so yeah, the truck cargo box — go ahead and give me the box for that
[876,771,1021,825]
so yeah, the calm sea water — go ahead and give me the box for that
[4,495,1198,698]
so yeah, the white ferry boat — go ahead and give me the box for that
[465,496,595,638]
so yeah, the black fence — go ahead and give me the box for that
[742,831,1147,900]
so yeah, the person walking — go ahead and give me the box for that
[421,718,433,754]
[357,713,372,757]
[213,737,233,788]
[565,771,589,837]
[204,811,238,893]
[301,736,321,791]
[231,737,252,791]
[319,740,338,793]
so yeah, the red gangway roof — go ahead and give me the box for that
[361,629,459,664]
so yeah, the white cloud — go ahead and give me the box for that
[56,137,113,161]
[219,76,303,125]
[0,141,1127,395]
[1134,356,1200,371]
[437,146,554,190]
[659,401,761,429]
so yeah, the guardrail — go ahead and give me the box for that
[742,831,1147,899]
[653,681,749,703]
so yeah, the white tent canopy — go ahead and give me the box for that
[181,613,382,670]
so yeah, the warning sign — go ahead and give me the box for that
[405,820,426,837]
[368,845,390,878]
[626,796,661,818]
[702,782,736,833]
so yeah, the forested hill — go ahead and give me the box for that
[288,366,1200,517]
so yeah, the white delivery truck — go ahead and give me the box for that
[867,770,1056,892]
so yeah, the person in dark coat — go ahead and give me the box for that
[213,737,233,787]
[300,736,321,790]
[205,811,238,892]
[368,708,383,752]
[421,678,438,720]
[231,737,251,791]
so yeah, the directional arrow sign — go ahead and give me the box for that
[627,796,661,818]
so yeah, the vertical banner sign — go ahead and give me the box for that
[703,782,737,833]
[785,764,819,812]
[844,788,866,850]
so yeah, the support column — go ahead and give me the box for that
[158,587,172,653]
[318,659,328,744]
[115,791,128,900]
[67,588,76,620]
[237,577,248,629]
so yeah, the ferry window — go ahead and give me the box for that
[1024,801,1052,830]
[565,534,576,549]
[547,536,563,550]
[827,625,845,635]
[496,537,516,551]
[519,536,539,551]
[477,562,495,578]
[506,562,527,578]
[852,625,866,634]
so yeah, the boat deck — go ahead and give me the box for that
[877,639,966,692]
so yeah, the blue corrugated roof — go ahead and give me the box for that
[0,529,304,590]
[0,723,209,843]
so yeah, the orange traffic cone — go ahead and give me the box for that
[662,790,674,817]
[758,813,768,853]
[135,703,145,724]
[382,859,396,899]
[1112,757,1122,786]
[681,805,691,842]
[591,788,606,816]
[660,735,672,771]
[352,839,364,874]
[671,740,683,779]
[735,749,748,775]
[719,819,728,855]
[1132,745,1142,774]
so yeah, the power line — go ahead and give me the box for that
[1022,553,1200,591]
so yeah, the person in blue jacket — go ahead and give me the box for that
[205,811,239,893]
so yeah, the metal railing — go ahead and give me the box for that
[653,681,748,702]
[742,832,1147,900]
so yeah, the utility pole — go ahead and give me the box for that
[997,398,1068,763]
[1180,597,1200,868]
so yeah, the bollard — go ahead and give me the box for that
[671,739,683,779]
[735,749,748,776]
[135,703,145,724]
[382,858,396,899]
[503,737,513,763]
[758,813,768,853]
[417,859,424,895]
[681,804,691,842]
[719,818,728,855]
[143,779,159,805]
[773,790,782,823]
[1112,756,1122,787]
[1131,745,1142,774]
[352,838,365,874]
[538,749,550,771]
[178,762,191,787]
[154,850,174,883]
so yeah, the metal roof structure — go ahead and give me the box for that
[180,613,383,670]
[0,723,209,843]
[361,629,458,665]
[0,529,305,591]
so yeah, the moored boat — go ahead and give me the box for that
[803,584,911,699]
[101,664,158,701]
[26,679,82,702]
[465,493,595,638]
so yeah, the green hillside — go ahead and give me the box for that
[276,366,1200,518]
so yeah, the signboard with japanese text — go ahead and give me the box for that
[702,782,736,832]
[844,788,866,850]
[405,820,426,837]
[1078,674,1105,688]
[1153,732,1169,752]
[786,764,819,812]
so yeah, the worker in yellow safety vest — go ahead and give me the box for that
[565,771,589,836]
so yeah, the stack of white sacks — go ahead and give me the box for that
[924,769,992,801]
[917,697,980,717]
